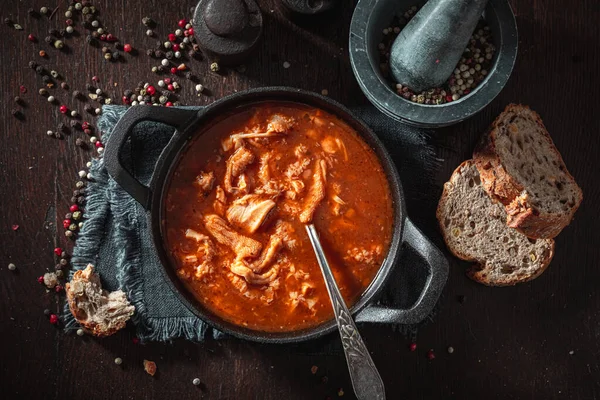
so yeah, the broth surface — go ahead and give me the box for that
[165,102,393,332]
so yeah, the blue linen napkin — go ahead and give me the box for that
[64,104,440,342]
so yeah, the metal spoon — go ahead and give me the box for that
[305,224,386,400]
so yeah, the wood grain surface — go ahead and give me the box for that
[1,1,599,399]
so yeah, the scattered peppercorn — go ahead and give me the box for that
[54,40,64,49]
[210,62,220,72]
[29,61,39,69]
[76,328,85,336]
[114,357,123,365]
[8,263,16,271]
[427,349,436,360]
[142,17,153,27]
[448,346,454,354]
[11,109,24,119]
[49,314,59,324]
[192,378,201,386]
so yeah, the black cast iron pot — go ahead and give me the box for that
[104,87,448,343]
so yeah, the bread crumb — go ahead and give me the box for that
[44,272,59,288]
[144,360,157,376]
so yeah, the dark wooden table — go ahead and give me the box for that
[1,1,599,399]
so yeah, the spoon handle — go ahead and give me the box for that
[305,225,386,400]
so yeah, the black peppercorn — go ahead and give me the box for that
[86,84,95,92]
[114,41,122,50]
[142,17,153,27]
[112,51,120,59]
[58,122,67,132]
[143,95,151,102]
[4,18,12,26]
[11,109,23,119]
[166,51,174,60]
[70,120,80,129]
[155,40,163,49]
[35,66,45,75]
[42,75,52,84]
[157,65,165,73]
[137,81,145,89]
[70,196,78,203]
[61,82,69,90]
[123,89,133,97]
[146,49,154,57]
[97,96,105,104]
[91,31,99,38]
[28,61,38,69]
[14,96,23,104]
[84,104,94,113]
[154,50,164,58]
[45,35,53,44]
[185,71,194,80]
[77,196,85,204]
[72,90,81,99]
[75,138,86,148]
[101,46,109,54]
[28,8,39,18]
[65,212,73,219]
[48,28,60,36]
[59,29,66,37]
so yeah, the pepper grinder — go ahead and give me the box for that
[390,0,489,93]
[193,0,263,65]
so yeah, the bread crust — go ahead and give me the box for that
[436,160,555,286]
[473,104,583,239]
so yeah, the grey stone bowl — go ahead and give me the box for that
[349,0,518,128]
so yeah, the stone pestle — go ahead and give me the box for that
[390,0,489,93]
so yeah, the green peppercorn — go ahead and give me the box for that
[54,40,64,49]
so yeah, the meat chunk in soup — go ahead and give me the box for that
[224,146,255,193]
[194,171,215,195]
[230,114,296,140]
[203,214,262,259]
[226,194,276,233]
[299,159,327,223]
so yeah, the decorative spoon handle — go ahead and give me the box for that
[305,225,386,400]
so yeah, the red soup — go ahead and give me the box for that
[164,102,393,332]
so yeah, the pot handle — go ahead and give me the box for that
[104,106,199,209]
[355,218,448,325]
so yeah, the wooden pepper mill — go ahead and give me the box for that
[192,0,263,65]
[390,0,489,92]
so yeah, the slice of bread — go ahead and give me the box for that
[66,264,135,337]
[437,160,555,286]
[474,104,582,239]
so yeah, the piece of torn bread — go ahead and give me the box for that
[473,104,582,239]
[437,160,555,286]
[66,264,135,337]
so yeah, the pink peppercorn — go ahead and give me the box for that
[28,34,36,42]
[165,102,173,107]
[409,343,417,352]
[167,84,174,91]
[20,85,27,94]
[170,67,177,74]
[168,33,177,42]
[427,349,435,360]
[146,85,156,96]
[164,78,171,84]
[95,141,103,148]
[178,19,187,28]
[49,314,59,324]
[172,44,180,52]
[37,276,44,284]
[91,76,99,83]
[82,121,90,130]
[132,337,140,344]
[124,44,132,53]
[69,204,79,212]
[100,34,107,41]
[106,34,115,42]
[55,285,63,293]
[54,247,63,256]
[63,219,71,229]
[60,105,68,114]
[445,94,453,102]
